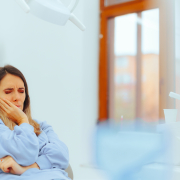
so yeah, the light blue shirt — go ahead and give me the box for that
[0,119,70,180]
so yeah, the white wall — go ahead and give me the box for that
[0,0,99,179]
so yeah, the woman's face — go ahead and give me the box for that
[0,74,26,111]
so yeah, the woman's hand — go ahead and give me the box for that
[0,156,27,175]
[0,98,29,125]
[0,156,40,175]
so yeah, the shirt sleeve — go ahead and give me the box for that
[0,120,39,166]
[34,119,69,170]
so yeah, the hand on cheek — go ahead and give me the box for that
[0,98,28,125]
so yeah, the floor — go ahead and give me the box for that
[71,163,180,180]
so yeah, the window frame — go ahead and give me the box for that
[98,0,161,122]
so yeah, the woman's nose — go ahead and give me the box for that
[13,91,21,101]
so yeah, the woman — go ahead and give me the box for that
[0,65,70,180]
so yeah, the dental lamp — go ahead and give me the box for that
[15,0,86,31]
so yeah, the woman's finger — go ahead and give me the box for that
[9,167,15,174]
[3,99,20,111]
[2,99,13,107]
[0,102,8,112]
[0,106,8,117]
[0,99,10,110]
[1,161,10,173]
[0,103,9,116]
[2,158,13,173]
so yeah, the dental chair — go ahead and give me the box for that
[65,164,73,180]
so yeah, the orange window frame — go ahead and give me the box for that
[98,0,160,122]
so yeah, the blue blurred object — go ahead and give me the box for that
[93,121,172,180]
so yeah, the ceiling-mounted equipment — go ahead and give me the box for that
[169,92,180,100]
[15,0,86,31]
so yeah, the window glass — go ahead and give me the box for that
[108,9,159,122]
[141,9,159,122]
[113,13,137,121]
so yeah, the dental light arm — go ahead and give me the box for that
[15,0,80,13]
[15,0,30,13]
[15,0,86,31]
[169,92,180,100]
[69,13,85,31]
[68,0,85,30]
[68,0,79,12]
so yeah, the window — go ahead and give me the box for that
[99,0,176,122]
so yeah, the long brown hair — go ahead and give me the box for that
[0,65,41,136]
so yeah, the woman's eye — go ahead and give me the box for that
[5,91,24,94]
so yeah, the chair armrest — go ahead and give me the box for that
[65,164,73,180]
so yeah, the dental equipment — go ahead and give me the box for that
[169,92,180,100]
[15,0,86,31]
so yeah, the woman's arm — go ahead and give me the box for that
[0,120,39,166]
[34,119,69,170]
[24,162,40,170]
[0,156,40,175]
